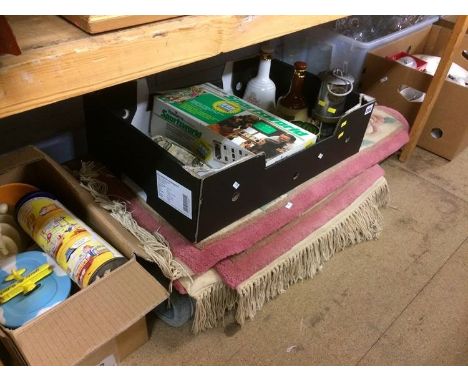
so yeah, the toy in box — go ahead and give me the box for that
[387,51,427,71]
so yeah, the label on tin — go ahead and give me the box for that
[64,234,115,287]
[156,171,192,219]
[36,213,84,259]
[17,197,85,259]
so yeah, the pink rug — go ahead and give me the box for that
[215,164,385,289]
[77,105,409,331]
[94,105,408,277]
[181,164,389,331]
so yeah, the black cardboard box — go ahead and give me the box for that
[85,60,375,243]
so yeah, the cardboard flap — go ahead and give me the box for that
[371,26,433,57]
[0,145,148,260]
[11,259,168,365]
[0,326,27,365]
[0,145,148,261]
[427,24,468,69]
[362,54,433,93]
[0,146,44,175]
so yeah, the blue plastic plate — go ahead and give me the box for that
[0,251,71,329]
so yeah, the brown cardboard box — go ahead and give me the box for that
[0,146,169,365]
[437,15,460,29]
[360,24,468,160]
[80,317,149,365]
[0,340,9,365]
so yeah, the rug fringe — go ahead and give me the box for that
[77,159,389,333]
[77,161,190,288]
[191,178,388,332]
[372,176,390,209]
[192,283,237,334]
[235,178,389,325]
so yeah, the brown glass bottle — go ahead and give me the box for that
[275,61,309,122]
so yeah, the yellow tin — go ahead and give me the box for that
[56,231,121,287]
[16,192,126,288]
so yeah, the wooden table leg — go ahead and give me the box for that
[399,15,468,162]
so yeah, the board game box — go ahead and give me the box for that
[150,83,317,169]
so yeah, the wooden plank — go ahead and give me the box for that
[0,15,340,119]
[63,15,181,34]
[399,15,468,162]
[0,16,21,55]
[7,15,86,51]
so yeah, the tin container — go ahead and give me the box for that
[56,231,125,287]
[16,191,126,288]
[0,251,71,328]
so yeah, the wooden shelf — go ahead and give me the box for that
[0,15,341,119]
[62,15,181,34]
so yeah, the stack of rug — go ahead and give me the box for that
[78,105,409,333]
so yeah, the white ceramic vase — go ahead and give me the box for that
[243,50,276,113]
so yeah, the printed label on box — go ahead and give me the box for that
[156,171,192,219]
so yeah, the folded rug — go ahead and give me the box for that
[180,165,388,332]
[76,105,408,332]
[79,105,408,277]
[161,105,408,276]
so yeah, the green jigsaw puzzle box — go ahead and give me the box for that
[150,83,317,169]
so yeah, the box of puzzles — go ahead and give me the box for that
[150,83,317,169]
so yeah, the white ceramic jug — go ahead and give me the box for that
[243,46,276,113]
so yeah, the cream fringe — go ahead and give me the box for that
[78,161,191,290]
[191,177,389,332]
[77,160,388,332]
[192,283,238,334]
